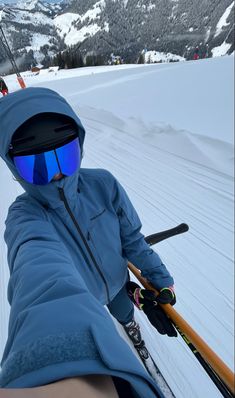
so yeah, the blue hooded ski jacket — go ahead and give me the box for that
[0,87,173,396]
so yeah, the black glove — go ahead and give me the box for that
[126,281,177,337]
[156,286,176,306]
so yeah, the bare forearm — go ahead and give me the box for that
[0,376,119,398]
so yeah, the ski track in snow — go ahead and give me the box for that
[0,58,234,398]
[76,104,233,396]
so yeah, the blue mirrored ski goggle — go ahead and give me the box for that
[13,138,80,185]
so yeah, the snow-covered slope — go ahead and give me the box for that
[54,0,108,46]
[0,56,234,397]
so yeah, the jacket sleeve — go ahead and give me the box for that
[111,177,174,290]
[1,198,105,384]
[1,196,164,397]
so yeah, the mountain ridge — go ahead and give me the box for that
[0,0,234,73]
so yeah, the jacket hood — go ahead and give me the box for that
[0,87,86,208]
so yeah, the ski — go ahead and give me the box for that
[135,341,176,398]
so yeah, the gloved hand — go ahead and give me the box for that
[156,286,176,305]
[126,281,177,337]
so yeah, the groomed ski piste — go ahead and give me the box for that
[0,55,234,397]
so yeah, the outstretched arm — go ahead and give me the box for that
[1,196,162,398]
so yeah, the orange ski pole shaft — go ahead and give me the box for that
[128,262,235,395]
[17,75,26,89]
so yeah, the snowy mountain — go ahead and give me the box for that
[0,0,234,73]
[0,55,234,397]
[0,0,64,71]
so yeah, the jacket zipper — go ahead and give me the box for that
[58,187,111,304]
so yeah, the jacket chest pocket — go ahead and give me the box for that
[87,208,122,264]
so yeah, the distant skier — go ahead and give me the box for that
[193,47,200,60]
[0,76,9,96]
[0,88,176,396]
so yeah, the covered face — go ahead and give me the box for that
[0,87,85,170]
[0,87,86,206]
[9,113,81,185]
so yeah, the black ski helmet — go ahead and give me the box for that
[9,112,79,157]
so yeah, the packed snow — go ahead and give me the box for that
[0,56,234,397]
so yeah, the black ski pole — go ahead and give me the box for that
[144,223,189,246]
[174,326,234,398]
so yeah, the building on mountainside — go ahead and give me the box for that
[31,65,44,74]
[109,54,123,65]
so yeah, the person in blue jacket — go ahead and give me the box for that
[0,87,176,397]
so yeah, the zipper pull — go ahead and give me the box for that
[58,187,65,201]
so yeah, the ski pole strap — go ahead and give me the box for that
[128,262,235,397]
[133,288,144,310]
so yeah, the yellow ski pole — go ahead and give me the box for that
[128,262,235,396]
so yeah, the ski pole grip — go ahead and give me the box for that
[145,223,189,246]
[128,262,235,395]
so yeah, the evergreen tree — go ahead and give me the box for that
[137,53,145,64]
